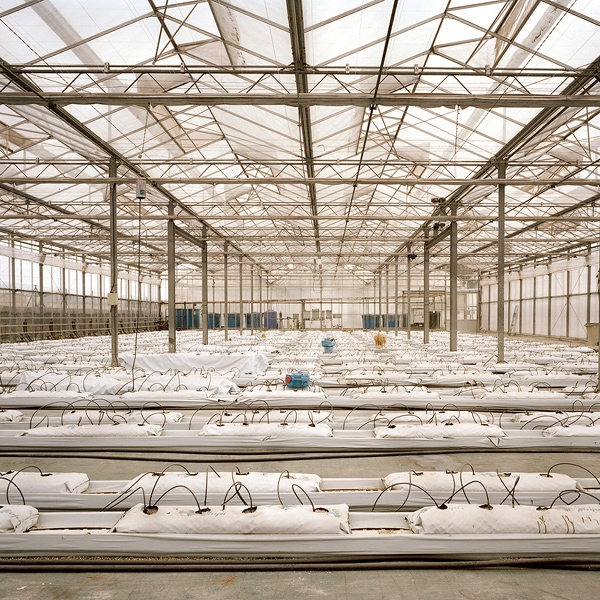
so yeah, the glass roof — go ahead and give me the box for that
[0,0,599,285]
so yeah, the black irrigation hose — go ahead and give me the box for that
[3,446,600,463]
[0,556,598,571]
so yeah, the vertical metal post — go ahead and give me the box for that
[497,161,506,363]
[373,275,376,328]
[587,259,592,326]
[259,273,263,331]
[407,243,412,341]
[548,270,552,337]
[378,270,382,330]
[250,266,254,334]
[423,229,430,344]
[109,157,119,365]
[39,242,44,338]
[224,242,229,341]
[566,268,571,339]
[385,266,389,332]
[519,274,523,335]
[167,199,176,353]
[449,202,458,352]
[532,273,537,335]
[82,260,87,335]
[10,237,16,339]
[394,255,399,336]
[239,255,244,335]
[202,225,209,345]
[597,240,600,389]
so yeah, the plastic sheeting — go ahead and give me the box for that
[0,410,23,422]
[21,423,163,437]
[383,471,583,494]
[113,503,351,535]
[407,504,600,535]
[373,423,506,439]
[0,505,38,533]
[542,425,600,437]
[118,353,269,375]
[121,471,322,496]
[198,423,334,438]
[0,471,89,494]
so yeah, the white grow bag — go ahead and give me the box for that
[21,424,163,437]
[114,503,350,535]
[198,423,333,438]
[0,505,38,533]
[121,471,322,496]
[0,471,89,494]
[383,471,583,494]
[407,504,600,535]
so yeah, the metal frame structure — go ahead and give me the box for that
[0,0,599,342]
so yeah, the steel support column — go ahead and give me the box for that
[239,255,244,335]
[167,199,176,353]
[109,157,119,365]
[423,229,430,345]
[259,273,263,332]
[395,255,399,337]
[224,242,229,341]
[202,225,208,345]
[407,244,412,341]
[250,266,254,334]
[385,267,389,332]
[450,202,458,352]
[378,271,382,330]
[497,161,506,363]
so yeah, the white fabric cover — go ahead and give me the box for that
[542,425,600,437]
[60,410,183,425]
[0,410,23,422]
[440,423,507,438]
[383,471,582,494]
[0,390,91,400]
[511,412,570,423]
[240,410,333,424]
[350,390,441,401]
[407,504,600,535]
[373,424,447,439]
[16,372,124,395]
[118,352,269,375]
[0,471,89,494]
[420,411,491,424]
[121,390,213,401]
[198,423,333,438]
[373,423,505,439]
[121,471,322,495]
[0,505,38,533]
[238,390,328,402]
[21,423,163,437]
[127,374,239,395]
[114,503,350,535]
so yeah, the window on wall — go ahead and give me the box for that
[43,265,61,293]
[0,255,8,288]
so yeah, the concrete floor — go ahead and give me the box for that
[0,452,598,599]
[0,568,599,600]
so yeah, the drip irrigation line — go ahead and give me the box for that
[0,556,598,571]
[1,447,600,462]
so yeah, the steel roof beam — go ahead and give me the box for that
[2,177,598,185]
[286,0,321,259]
[4,92,599,108]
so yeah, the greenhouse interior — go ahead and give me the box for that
[0,0,600,597]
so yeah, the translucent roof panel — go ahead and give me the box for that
[0,0,598,280]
